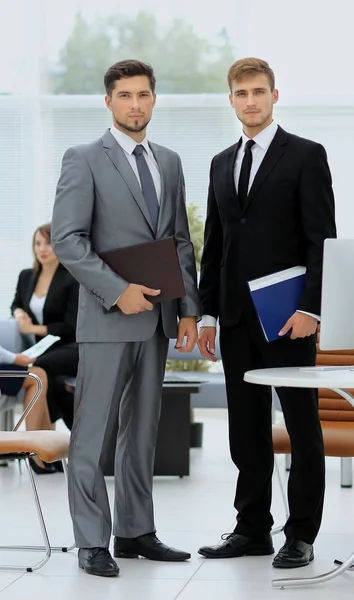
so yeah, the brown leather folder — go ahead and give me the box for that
[99,236,186,313]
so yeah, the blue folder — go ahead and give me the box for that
[247,266,306,342]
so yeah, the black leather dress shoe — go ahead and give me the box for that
[114,533,191,561]
[272,538,314,568]
[198,533,274,558]
[78,547,119,577]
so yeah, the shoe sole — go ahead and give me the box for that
[78,561,119,576]
[114,550,191,562]
[114,551,139,559]
[272,552,314,569]
[198,547,275,559]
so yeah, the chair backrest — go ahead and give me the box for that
[316,328,354,422]
[0,317,24,354]
[0,318,27,423]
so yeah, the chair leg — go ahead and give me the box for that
[19,459,74,553]
[49,459,75,553]
[0,458,74,571]
[0,412,6,431]
[271,455,289,536]
[340,457,352,488]
[273,550,354,588]
[0,456,51,572]
[4,408,15,432]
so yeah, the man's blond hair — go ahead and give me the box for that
[227,57,275,92]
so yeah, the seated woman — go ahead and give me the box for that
[11,222,79,436]
[0,345,55,473]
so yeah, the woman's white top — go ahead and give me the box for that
[29,295,46,325]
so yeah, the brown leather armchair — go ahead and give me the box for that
[272,329,354,487]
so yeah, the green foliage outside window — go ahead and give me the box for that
[51,11,236,95]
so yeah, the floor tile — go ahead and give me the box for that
[176,579,354,600]
[0,575,188,600]
[0,573,24,593]
[1,408,354,599]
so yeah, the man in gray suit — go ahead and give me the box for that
[51,59,199,577]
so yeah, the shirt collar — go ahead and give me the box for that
[110,125,152,156]
[241,120,278,151]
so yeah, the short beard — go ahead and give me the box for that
[113,116,151,134]
[241,111,272,130]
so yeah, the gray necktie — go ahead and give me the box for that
[133,145,159,231]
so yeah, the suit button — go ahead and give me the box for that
[240,218,246,224]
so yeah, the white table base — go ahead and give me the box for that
[243,367,354,589]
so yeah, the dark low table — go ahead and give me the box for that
[65,376,204,477]
[153,379,204,476]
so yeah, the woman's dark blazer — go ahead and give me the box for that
[10,264,79,344]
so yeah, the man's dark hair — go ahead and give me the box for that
[104,59,156,95]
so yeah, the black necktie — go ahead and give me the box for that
[133,145,159,231]
[238,139,255,210]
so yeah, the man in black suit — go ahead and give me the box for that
[197,57,336,568]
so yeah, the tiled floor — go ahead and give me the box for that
[1,408,354,599]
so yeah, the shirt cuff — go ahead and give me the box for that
[0,348,17,364]
[200,315,217,328]
[296,310,320,322]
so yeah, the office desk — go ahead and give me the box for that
[244,366,354,589]
[154,381,204,476]
[64,378,205,478]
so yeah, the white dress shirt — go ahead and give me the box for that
[109,126,162,307]
[29,295,46,325]
[109,125,161,202]
[201,121,319,328]
[234,120,278,193]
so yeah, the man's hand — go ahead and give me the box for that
[175,317,198,353]
[279,312,318,340]
[116,284,160,315]
[13,354,33,367]
[197,326,218,362]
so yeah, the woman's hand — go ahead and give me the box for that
[14,309,31,323]
[17,317,35,335]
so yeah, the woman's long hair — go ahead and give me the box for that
[32,222,52,273]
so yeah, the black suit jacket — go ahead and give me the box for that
[199,126,337,327]
[11,264,79,344]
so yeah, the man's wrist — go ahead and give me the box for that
[179,316,197,321]
[296,310,320,321]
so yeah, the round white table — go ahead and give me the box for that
[244,366,354,589]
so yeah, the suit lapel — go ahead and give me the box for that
[148,142,167,235]
[101,130,154,232]
[244,126,288,212]
[228,139,241,194]
[222,139,242,216]
[42,265,60,321]
[24,271,38,322]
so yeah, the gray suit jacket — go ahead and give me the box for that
[51,129,199,343]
